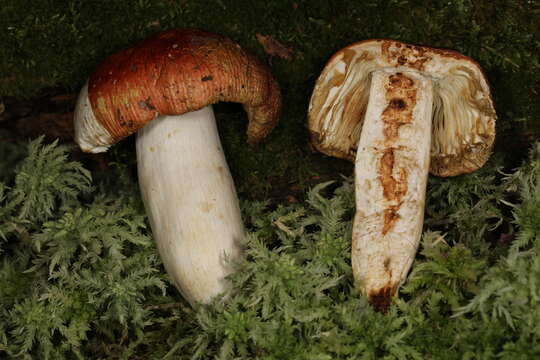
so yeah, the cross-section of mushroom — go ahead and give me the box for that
[73,28,281,305]
[308,39,496,311]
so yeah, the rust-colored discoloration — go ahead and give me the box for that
[381,73,416,140]
[382,205,401,235]
[383,257,392,271]
[88,28,281,145]
[379,39,483,66]
[341,48,359,66]
[379,149,407,202]
[378,72,416,235]
[381,41,433,71]
[369,283,398,313]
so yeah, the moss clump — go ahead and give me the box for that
[1,139,540,358]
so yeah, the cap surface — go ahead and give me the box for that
[308,39,496,177]
[74,28,281,153]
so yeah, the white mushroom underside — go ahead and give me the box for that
[73,80,114,153]
[308,44,494,163]
[136,106,244,305]
[352,69,433,298]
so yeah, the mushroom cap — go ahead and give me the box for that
[308,39,496,177]
[74,28,281,153]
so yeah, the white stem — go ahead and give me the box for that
[352,69,433,310]
[136,106,244,305]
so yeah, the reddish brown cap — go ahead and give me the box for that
[74,28,281,153]
[308,39,496,177]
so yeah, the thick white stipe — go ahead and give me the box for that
[352,69,433,305]
[136,106,244,305]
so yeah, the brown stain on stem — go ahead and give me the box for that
[378,73,417,235]
[369,283,398,313]
[379,149,408,235]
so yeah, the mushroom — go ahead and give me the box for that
[308,39,496,311]
[73,28,281,305]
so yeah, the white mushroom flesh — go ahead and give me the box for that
[136,106,243,305]
[352,69,433,310]
[73,81,114,153]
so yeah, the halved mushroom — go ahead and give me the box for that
[74,28,281,305]
[308,39,496,311]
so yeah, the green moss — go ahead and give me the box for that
[2,139,540,358]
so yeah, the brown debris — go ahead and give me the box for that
[256,33,293,60]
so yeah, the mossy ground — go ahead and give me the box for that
[1,2,540,358]
[1,0,539,200]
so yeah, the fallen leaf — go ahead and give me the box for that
[49,93,77,103]
[256,33,293,61]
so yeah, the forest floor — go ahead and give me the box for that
[1,0,538,201]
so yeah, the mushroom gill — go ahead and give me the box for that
[430,66,496,176]
[308,50,376,161]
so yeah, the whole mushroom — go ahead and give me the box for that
[308,39,496,311]
[74,28,281,305]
